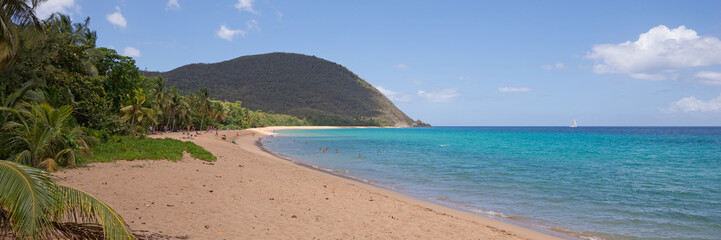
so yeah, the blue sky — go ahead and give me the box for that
[35,0,721,126]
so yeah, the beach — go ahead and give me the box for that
[53,127,562,239]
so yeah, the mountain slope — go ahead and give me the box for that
[143,52,417,127]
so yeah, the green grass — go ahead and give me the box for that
[81,136,217,163]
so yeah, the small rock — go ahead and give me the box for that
[291,215,297,218]
[269,198,274,200]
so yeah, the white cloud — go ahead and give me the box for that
[166,0,180,10]
[376,86,412,102]
[417,89,460,102]
[216,25,246,41]
[393,63,408,69]
[106,7,127,28]
[34,0,80,20]
[235,0,258,14]
[542,62,565,71]
[664,94,721,113]
[122,47,140,57]
[275,11,283,21]
[586,25,721,80]
[498,87,532,93]
[695,71,721,86]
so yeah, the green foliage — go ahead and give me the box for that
[142,52,414,126]
[118,89,154,135]
[0,0,46,69]
[1,9,136,240]
[82,136,216,163]
[66,74,109,128]
[0,160,55,238]
[96,47,142,112]
[0,103,92,172]
[0,160,134,239]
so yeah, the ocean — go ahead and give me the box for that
[260,127,721,240]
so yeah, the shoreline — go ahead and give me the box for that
[53,127,567,239]
[253,127,582,240]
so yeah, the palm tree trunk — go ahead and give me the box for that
[167,110,172,131]
[130,112,136,134]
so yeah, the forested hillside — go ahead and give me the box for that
[142,53,417,126]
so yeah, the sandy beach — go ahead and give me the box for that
[53,127,563,239]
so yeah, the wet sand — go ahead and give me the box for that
[54,127,563,239]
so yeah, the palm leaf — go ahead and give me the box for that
[0,160,55,238]
[39,157,57,172]
[53,184,134,240]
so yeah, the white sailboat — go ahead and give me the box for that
[570,119,578,128]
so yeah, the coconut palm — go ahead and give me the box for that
[119,92,154,134]
[44,14,100,76]
[149,77,170,128]
[209,101,228,124]
[0,0,47,68]
[0,160,133,239]
[163,86,188,131]
[192,88,211,130]
[0,103,88,172]
[174,94,192,131]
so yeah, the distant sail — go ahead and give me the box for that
[570,119,578,128]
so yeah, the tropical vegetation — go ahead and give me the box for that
[0,160,134,239]
[84,136,216,163]
[0,2,283,238]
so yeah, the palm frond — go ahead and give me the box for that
[53,184,134,240]
[0,160,55,238]
[39,157,57,172]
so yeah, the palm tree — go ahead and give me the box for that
[119,92,154,134]
[0,103,88,172]
[164,86,190,131]
[209,101,228,124]
[174,95,192,131]
[0,160,133,239]
[0,0,47,68]
[192,88,211,130]
[150,77,170,128]
[0,79,42,124]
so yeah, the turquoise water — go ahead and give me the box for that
[261,127,721,240]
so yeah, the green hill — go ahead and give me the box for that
[142,52,422,127]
